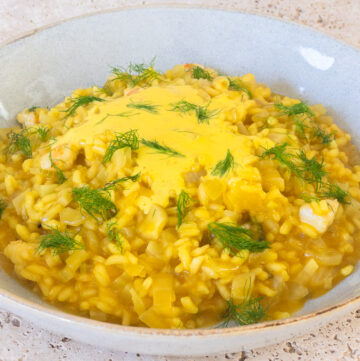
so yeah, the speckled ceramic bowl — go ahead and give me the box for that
[0,6,360,356]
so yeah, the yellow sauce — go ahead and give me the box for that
[59,86,255,206]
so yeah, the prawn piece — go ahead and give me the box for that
[299,199,339,234]
[16,109,39,127]
[40,144,79,171]
[124,87,142,97]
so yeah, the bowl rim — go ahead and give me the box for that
[2,3,360,53]
[1,284,360,336]
[1,4,360,337]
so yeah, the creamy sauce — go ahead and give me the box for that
[58,86,256,206]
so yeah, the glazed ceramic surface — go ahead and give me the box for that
[0,7,360,356]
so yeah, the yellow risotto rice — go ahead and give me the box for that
[0,62,360,329]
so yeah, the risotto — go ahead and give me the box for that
[0,62,360,329]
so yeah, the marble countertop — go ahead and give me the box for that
[1,1,360,360]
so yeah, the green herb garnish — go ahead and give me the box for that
[275,101,314,117]
[311,127,335,144]
[5,129,32,158]
[275,101,314,139]
[103,173,140,191]
[64,96,105,118]
[28,106,39,112]
[0,200,7,219]
[258,118,272,131]
[49,151,66,184]
[111,58,159,87]
[73,175,139,221]
[318,182,350,204]
[227,77,253,99]
[299,193,321,203]
[260,143,297,173]
[107,221,124,251]
[208,222,270,254]
[261,143,349,203]
[38,226,85,255]
[97,86,113,96]
[102,129,139,163]
[170,100,197,113]
[141,139,185,157]
[221,293,267,327]
[169,100,219,124]
[297,150,326,191]
[36,126,50,141]
[172,129,197,135]
[195,104,220,124]
[73,186,117,221]
[192,66,213,80]
[96,111,136,125]
[48,136,57,145]
[177,190,191,228]
[295,118,309,139]
[126,101,159,114]
[260,143,326,190]
[211,150,235,177]
[5,125,52,157]
[300,182,350,204]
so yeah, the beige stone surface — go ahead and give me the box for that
[0,1,360,360]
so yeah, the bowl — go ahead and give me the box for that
[0,6,360,356]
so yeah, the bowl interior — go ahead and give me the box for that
[0,7,360,321]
